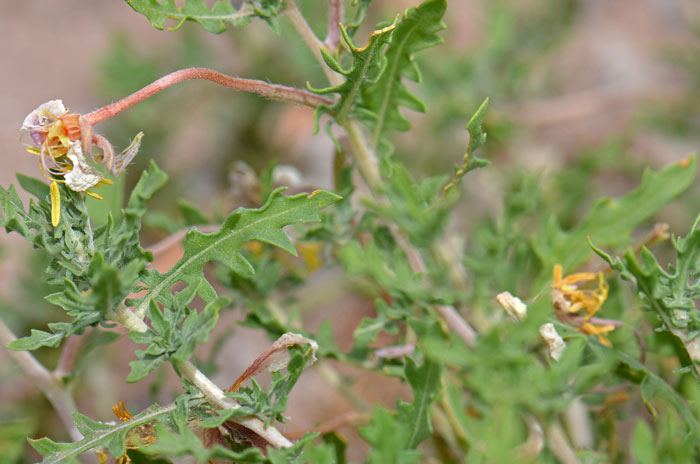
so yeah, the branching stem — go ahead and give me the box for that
[0,317,82,443]
[83,68,334,126]
[285,0,344,87]
[112,304,293,448]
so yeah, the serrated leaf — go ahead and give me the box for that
[311,22,397,124]
[397,357,442,448]
[592,217,700,367]
[134,188,340,318]
[8,328,65,350]
[617,351,700,440]
[360,406,421,464]
[440,98,490,198]
[533,155,697,282]
[30,403,176,463]
[2,163,166,350]
[361,0,447,147]
[125,0,254,33]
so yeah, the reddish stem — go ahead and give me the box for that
[325,0,342,50]
[83,67,334,126]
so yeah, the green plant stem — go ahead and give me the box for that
[112,306,294,449]
[0,316,82,443]
[285,0,344,87]
[284,5,479,348]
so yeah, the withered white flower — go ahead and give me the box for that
[21,100,67,133]
[497,291,527,321]
[64,142,105,192]
[539,323,566,362]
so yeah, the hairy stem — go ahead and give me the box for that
[285,0,344,87]
[0,317,82,443]
[83,68,334,125]
[54,334,82,380]
[284,5,479,348]
[325,0,343,51]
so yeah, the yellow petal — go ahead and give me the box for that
[50,181,60,227]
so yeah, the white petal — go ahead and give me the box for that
[21,100,67,131]
[539,323,566,362]
[64,142,104,192]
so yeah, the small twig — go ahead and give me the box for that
[546,421,579,464]
[177,361,293,448]
[0,317,82,443]
[146,225,220,258]
[54,334,82,380]
[83,68,334,126]
[285,0,344,87]
[389,223,477,349]
[114,306,293,449]
[514,415,544,461]
[325,0,343,51]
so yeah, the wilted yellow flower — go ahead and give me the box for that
[552,264,614,345]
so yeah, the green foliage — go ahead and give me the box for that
[360,407,421,464]
[3,162,167,350]
[29,402,176,463]
[4,0,700,463]
[133,188,340,318]
[396,357,442,448]
[128,294,228,382]
[593,214,700,368]
[125,0,284,34]
[533,155,697,281]
[360,0,447,147]
[311,21,397,124]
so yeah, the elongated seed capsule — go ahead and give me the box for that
[50,181,60,227]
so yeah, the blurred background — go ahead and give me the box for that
[1,0,699,461]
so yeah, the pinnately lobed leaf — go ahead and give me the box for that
[533,155,697,282]
[361,0,447,147]
[311,21,397,125]
[134,188,341,318]
[29,403,177,463]
[125,0,253,33]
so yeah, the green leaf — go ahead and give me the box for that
[30,403,177,463]
[617,351,700,440]
[128,295,228,382]
[440,98,490,198]
[360,406,421,464]
[311,21,397,124]
[397,357,442,448]
[366,159,452,246]
[533,155,697,281]
[360,0,447,147]
[592,216,700,364]
[8,328,66,351]
[16,173,50,200]
[125,0,254,33]
[134,188,340,318]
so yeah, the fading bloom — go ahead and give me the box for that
[552,264,614,346]
[98,401,157,464]
[539,323,566,361]
[496,291,527,321]
[21,100,142,226]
